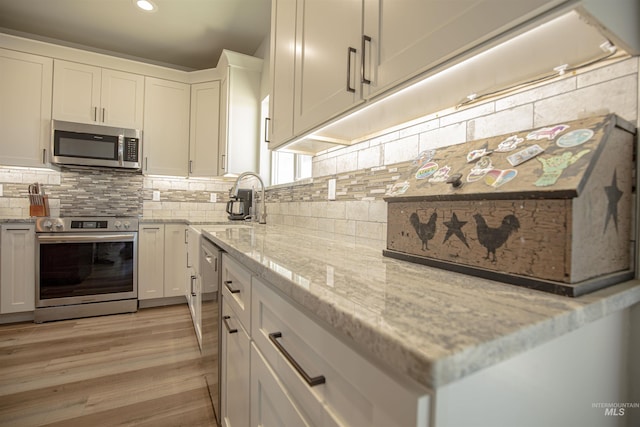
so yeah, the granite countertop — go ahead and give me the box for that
[201,223,640,391]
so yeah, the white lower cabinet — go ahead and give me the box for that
[138,225,165,299]
[186,226,202,347]
[164,224,188,298]
[251,342,312,427]
[138,224,187,301]
[218,254,430,427]
[221,298,251,427]
[0,225,36,314]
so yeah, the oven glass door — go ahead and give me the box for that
[36,233,137,307]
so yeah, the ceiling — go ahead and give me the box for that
[0,0,271,71]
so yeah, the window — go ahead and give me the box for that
[262,96,312,186]
[271,151,312,185]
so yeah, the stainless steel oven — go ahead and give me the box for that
[35,217,139,323]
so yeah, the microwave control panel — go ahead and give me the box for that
[123,137,139,162]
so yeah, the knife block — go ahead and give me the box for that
[29,196,50,217]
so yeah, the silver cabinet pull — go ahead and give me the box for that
[42,148,47,164]
[102,107,106,123]
[190,275,196,297]
[361,35,372,85]
[93,106,98,122]
[189,160,193,174]
[269,332,326,387]
[224,280,240,294]
[346,47,356,93]
[223,315,237,334]
[221,154,226,171]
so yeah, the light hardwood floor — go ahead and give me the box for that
[0,304,216,426]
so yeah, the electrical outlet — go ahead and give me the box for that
[328,179,336,200]
[0,184,3,197]
[210,193,217,203]
[152,190,160,201]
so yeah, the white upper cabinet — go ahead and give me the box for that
[292,0,364,136]
[189,80,221,177]
[217,50,263,176]
[362,0,565,98]
[53,59,144,129]
[100,68,145,129]
[267,0,297,147]
[0,49,52,168]
[269,0,609,153]
[142,77,190,176]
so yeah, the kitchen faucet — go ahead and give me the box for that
[230,172,267,224]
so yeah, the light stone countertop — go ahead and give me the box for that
[200,223,640,390]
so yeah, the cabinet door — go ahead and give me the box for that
[251,344,312,427]
[164,225,187,298]
[293,0,364,135]
[362,0,564,98]
[1,225,35,313]
[189,81,221,177]
[186,226,202,347]
[143,77,190,176]
[220,66,261,176]
[138,225,165,299]
[52,59,101,124]
[268,0,297,148]
[100,69,144,129]
[221,300,251,427]
[0,49,52,168]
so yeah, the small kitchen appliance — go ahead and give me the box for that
[34,216,139,323]
[226,188,253,220]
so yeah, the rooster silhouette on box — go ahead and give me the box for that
[473,214,520,262]
[409,212,437,250]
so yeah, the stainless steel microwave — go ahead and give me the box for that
[51,120,142,170]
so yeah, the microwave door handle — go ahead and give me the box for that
[118,136,124,166]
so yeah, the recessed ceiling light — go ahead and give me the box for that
[135,0,157,12]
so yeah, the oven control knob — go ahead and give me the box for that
[114,221,122,229]
[54,223,64,231]
[42,220,53,230]
[123,222,131,229]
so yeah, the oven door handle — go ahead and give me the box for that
[37,233,136,243]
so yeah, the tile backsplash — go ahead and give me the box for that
[0,56,637,249]
[266,57,638,246]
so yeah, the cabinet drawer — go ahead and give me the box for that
[221,254,251,331]
[251,343,313,427]
[252,278,430,427]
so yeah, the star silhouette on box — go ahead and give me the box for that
[443,212,469,248]
[604,169,623,234]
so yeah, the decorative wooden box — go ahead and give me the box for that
[383,115,636,296]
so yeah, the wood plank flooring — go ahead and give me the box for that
[0,304,216,426]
